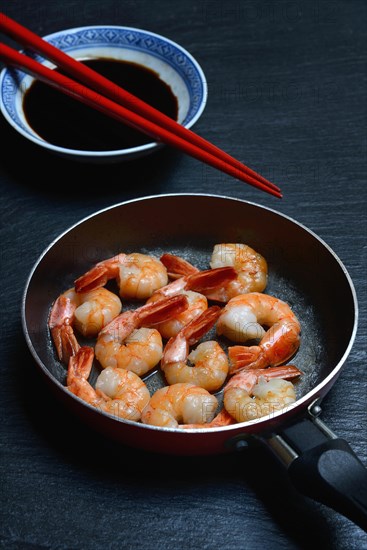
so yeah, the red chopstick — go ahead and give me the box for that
[0,14,282,198]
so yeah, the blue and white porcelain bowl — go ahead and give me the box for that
[0,25,207,162]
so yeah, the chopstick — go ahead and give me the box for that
[0,14,282,198]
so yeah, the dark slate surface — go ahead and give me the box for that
[0,1,366,548]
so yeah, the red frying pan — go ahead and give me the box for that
[22,194,367,531]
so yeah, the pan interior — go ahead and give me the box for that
[23,195,356,420]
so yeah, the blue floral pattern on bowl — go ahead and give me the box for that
[0,26,207,161]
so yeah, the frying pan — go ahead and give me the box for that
[22,193,367,530]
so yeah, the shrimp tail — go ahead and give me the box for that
[161,306,222,367]
[160,253,199,279]
[226,365,302,390]
[159,255,237,292]
[182,408,236,429]
[229,345,266,373]
[208,408,237,427]
[97,295,189,347]
[67,346,94,383]
[67,346,97,402]
[136,295,189,326]
[51,325,80,363]
[181,306,221,346]
[185,267,237,293]
[74,253,126,293]
[49,295,76,328]
[74,264,110,293]
[263,364,303,380]
[48,294,80,362]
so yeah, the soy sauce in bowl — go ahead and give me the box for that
[23,58,178,151]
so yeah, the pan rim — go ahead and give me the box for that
[21,193,359,435]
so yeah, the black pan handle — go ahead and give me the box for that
[262,403,367,532]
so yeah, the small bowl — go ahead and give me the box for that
[0,25,207,162]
